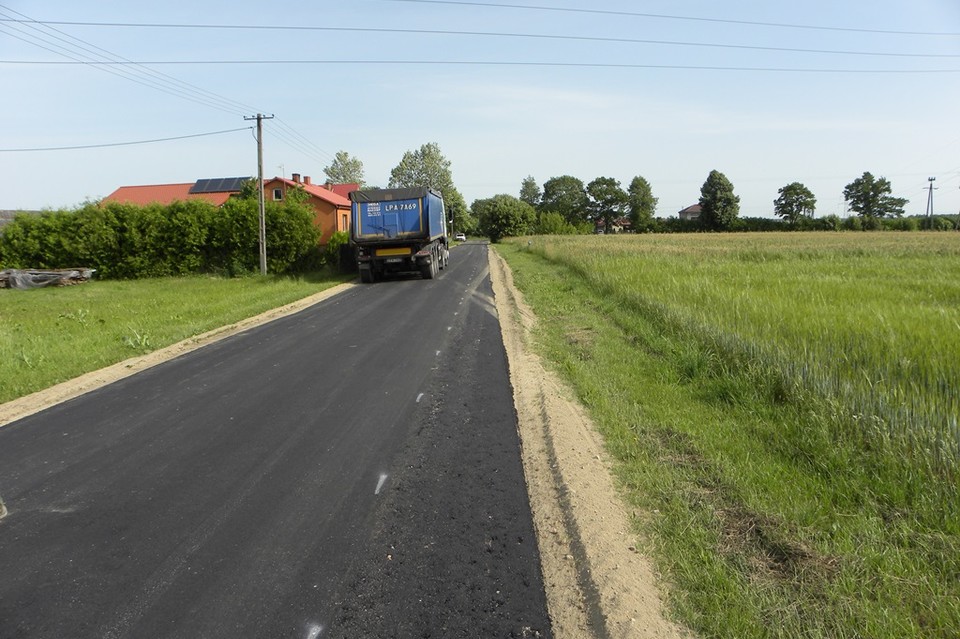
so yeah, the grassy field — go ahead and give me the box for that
[496,232,959,639]
[0,272,352,404]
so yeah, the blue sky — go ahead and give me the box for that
[2,0,959,218]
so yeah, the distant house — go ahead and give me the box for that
[593,216,632,234]
[678,204,702,221]
[262,173,355,245]
[102,174,358,245]
[102,177,250,207]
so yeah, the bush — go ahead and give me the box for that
[535,211,579,235]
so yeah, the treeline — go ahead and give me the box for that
[0,195,322,278]
[470,171,959,241]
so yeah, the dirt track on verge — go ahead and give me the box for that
[0,252,689,638]
[489,248,688,639]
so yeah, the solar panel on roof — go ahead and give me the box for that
[189,177,250,194]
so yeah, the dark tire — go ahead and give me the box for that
[360,268,373,283]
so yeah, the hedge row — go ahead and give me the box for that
[0,197,322,278]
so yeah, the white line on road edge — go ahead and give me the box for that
[375,474,389,495]
[0,495,7,520]
[416,393,424,403]
[305,623,324,639]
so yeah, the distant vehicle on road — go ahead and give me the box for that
[455,233,467,242]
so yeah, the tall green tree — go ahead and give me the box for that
[540,175,589,225]
[388,142,472,234]
[586,177,629,234]
[519,175,542,207]
[843,172,908,219]
[389,142,454,192]
[627,175,658,232]
[473,194,536,243]
[323,150,365,186]
[774,182,817,224]
[699,170,741,230]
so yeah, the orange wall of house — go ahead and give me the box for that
[262,180,348,245]
[310,201,350,245]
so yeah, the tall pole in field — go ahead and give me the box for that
[926,177,936,219]
[245,113,274,275]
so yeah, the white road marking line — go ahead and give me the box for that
[375,473,389,495]
[306,623,324,639]
[436,350,441,357]
[416,393,424,403]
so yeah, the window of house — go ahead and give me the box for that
[342,213,348,231]
[273,188,282,201]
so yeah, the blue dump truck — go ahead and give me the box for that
[350,187,450,283]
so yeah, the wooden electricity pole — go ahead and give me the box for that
[244,113,274,275]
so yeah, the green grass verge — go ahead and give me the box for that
[0,271,353,404]
[495,234,959,639]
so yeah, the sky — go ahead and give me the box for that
[2,0,960,218]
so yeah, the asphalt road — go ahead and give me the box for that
[0,243,552,639]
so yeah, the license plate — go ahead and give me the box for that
[385,258,403,263]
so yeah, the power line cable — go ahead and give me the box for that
[0,4,334,166]
[0,5,252,115]
[0,127,253,152]
[5,58,957,73]
[381,0,960,37]
[2,18,957,59]
[273,117,336,163]
[0,18,240,114]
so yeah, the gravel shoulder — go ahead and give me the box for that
[488,248,689,639]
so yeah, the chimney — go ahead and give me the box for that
[325,180,334,191]
[304,175,312,185]
[292,173,301,184]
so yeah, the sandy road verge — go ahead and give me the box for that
[0,282,357,429]
[489,249,689,639]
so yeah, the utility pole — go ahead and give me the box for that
[244,113,274,275]
[925,177,937,219]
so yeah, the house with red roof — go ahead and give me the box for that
[102,177,249,207]
[103,174,358,245]
[263,173,356,245]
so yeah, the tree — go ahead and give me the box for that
[843,172,908,219]
[627,175,658,232]
[519,175,541,207]
[539,175,589,225]
[388,142,472,233]
[389,142,455,192]
[773,182,817,224]
[323,150,365,186]
[699,170,740,230]
[473,194,536,243]
[586,177,628,234]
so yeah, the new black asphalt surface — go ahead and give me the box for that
[0,244,552,638]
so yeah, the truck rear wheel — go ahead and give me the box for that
[420,260,435,279]
[360,268,373,283]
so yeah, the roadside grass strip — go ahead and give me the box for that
[0,272,353,405]
[496,233,959,639]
